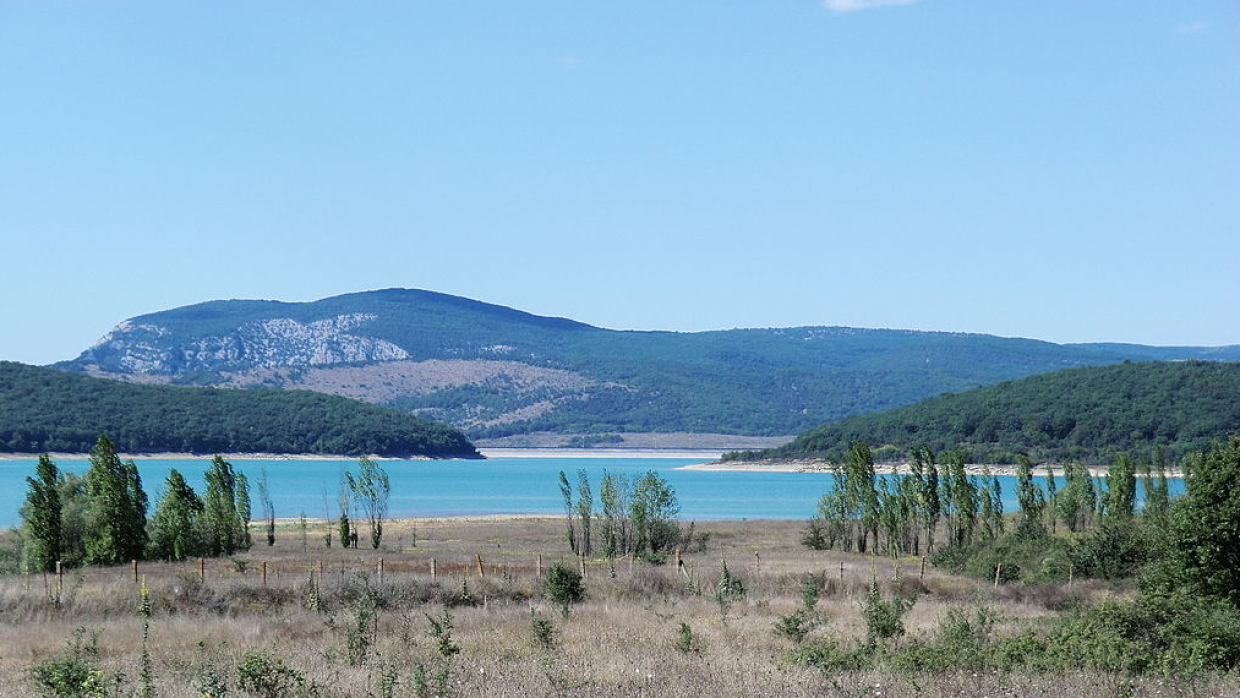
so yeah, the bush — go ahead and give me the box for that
[29,627,119,698]
[236,649,308,698]
[1070,520,1148,580]
[861,580,915,645]
[544,564,585,608]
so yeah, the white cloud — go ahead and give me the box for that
[824,0,924,13]
[1175,20,1208,35]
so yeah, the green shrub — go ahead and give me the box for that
[774,609,817,643]
[531,614,557,651]
[861,580,915,645]
[29,627,118,698]
[544,563,585,608]
[235,649,307,698]
[674,622,701,655]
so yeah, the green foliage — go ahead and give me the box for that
[530,614,557,651]
[738,361,1240,464]
[774,609,818,643]
[0,361,478,458]
[21,454,62,573]
[674,622,701,655]
[861,579,915,645]
[1070,520,1148,580]
[628,471,680,560]
[146,469,204,561]
[235,649,308,698]
[1143,437,1240,605]
[346,457,390,549]
[82,436,147,566]
[544,563,585,610]
[425,610,461,659]
[29,627,118,698]
[202,456,248,557]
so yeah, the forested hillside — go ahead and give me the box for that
[54,289,1240,439]
[0,361,478,458]
[730,361,1240,464]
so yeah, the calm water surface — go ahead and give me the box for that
[0,456,1184,529]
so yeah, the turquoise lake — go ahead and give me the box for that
[0,456,1184,529]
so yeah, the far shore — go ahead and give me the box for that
[682,459,1185,478]
[1,448,725,462]
[477,447,726,460]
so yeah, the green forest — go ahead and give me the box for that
[0,362,479,458]
[729,361,1240,464]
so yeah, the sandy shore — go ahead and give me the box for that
[477,447,725,460]
[682,459,1184,478]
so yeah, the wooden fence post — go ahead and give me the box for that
[199,558,206,582]
[919,556,927,582]
[261,561,268,587]
[378,558,385,584]
[537,554,543,577]
[430,558,437,581]
[475,554,485,578]
[131,559,138,583]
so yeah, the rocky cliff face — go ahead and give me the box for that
[80,313,409,374]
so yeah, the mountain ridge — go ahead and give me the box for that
[53,288,1240,441]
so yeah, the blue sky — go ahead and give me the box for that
[2,1,1237,365]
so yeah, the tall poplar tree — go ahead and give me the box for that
[83,436,148,565]
[147,469,204,561]
[202,455,248,556]
[346,457,391,549]
[20,454,62,573]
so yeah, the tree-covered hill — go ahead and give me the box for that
[0,361,479,458]
[729,361,1240,464]
[52,288,1240,440]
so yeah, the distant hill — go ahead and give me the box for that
[52,288,1240,441]
[728,361,1240,464]
[0,361,479,458]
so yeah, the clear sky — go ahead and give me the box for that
[2,1,1237,366]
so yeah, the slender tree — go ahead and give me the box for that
[576,469,593,556]
[83,436,148,565]
[1104,454,1137,522]
[20,454,62,573]
[202,455,245,556]
[558,470,577,553]
[599,471,628,556]
[1044,464,1059,533]
[147,469,204,561]
[346,457,391,549]
[235,471,252,550]
[256,469,275,546]
[946,452,976,546]
[1014,455,1047,540]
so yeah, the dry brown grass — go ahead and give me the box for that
[1,517,1236,697]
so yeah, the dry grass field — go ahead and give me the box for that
[1,517,1236,697]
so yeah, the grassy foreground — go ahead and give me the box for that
[2,517,1236,697]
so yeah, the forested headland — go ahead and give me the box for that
[0,361,478,458]
[728,361,1240,464]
